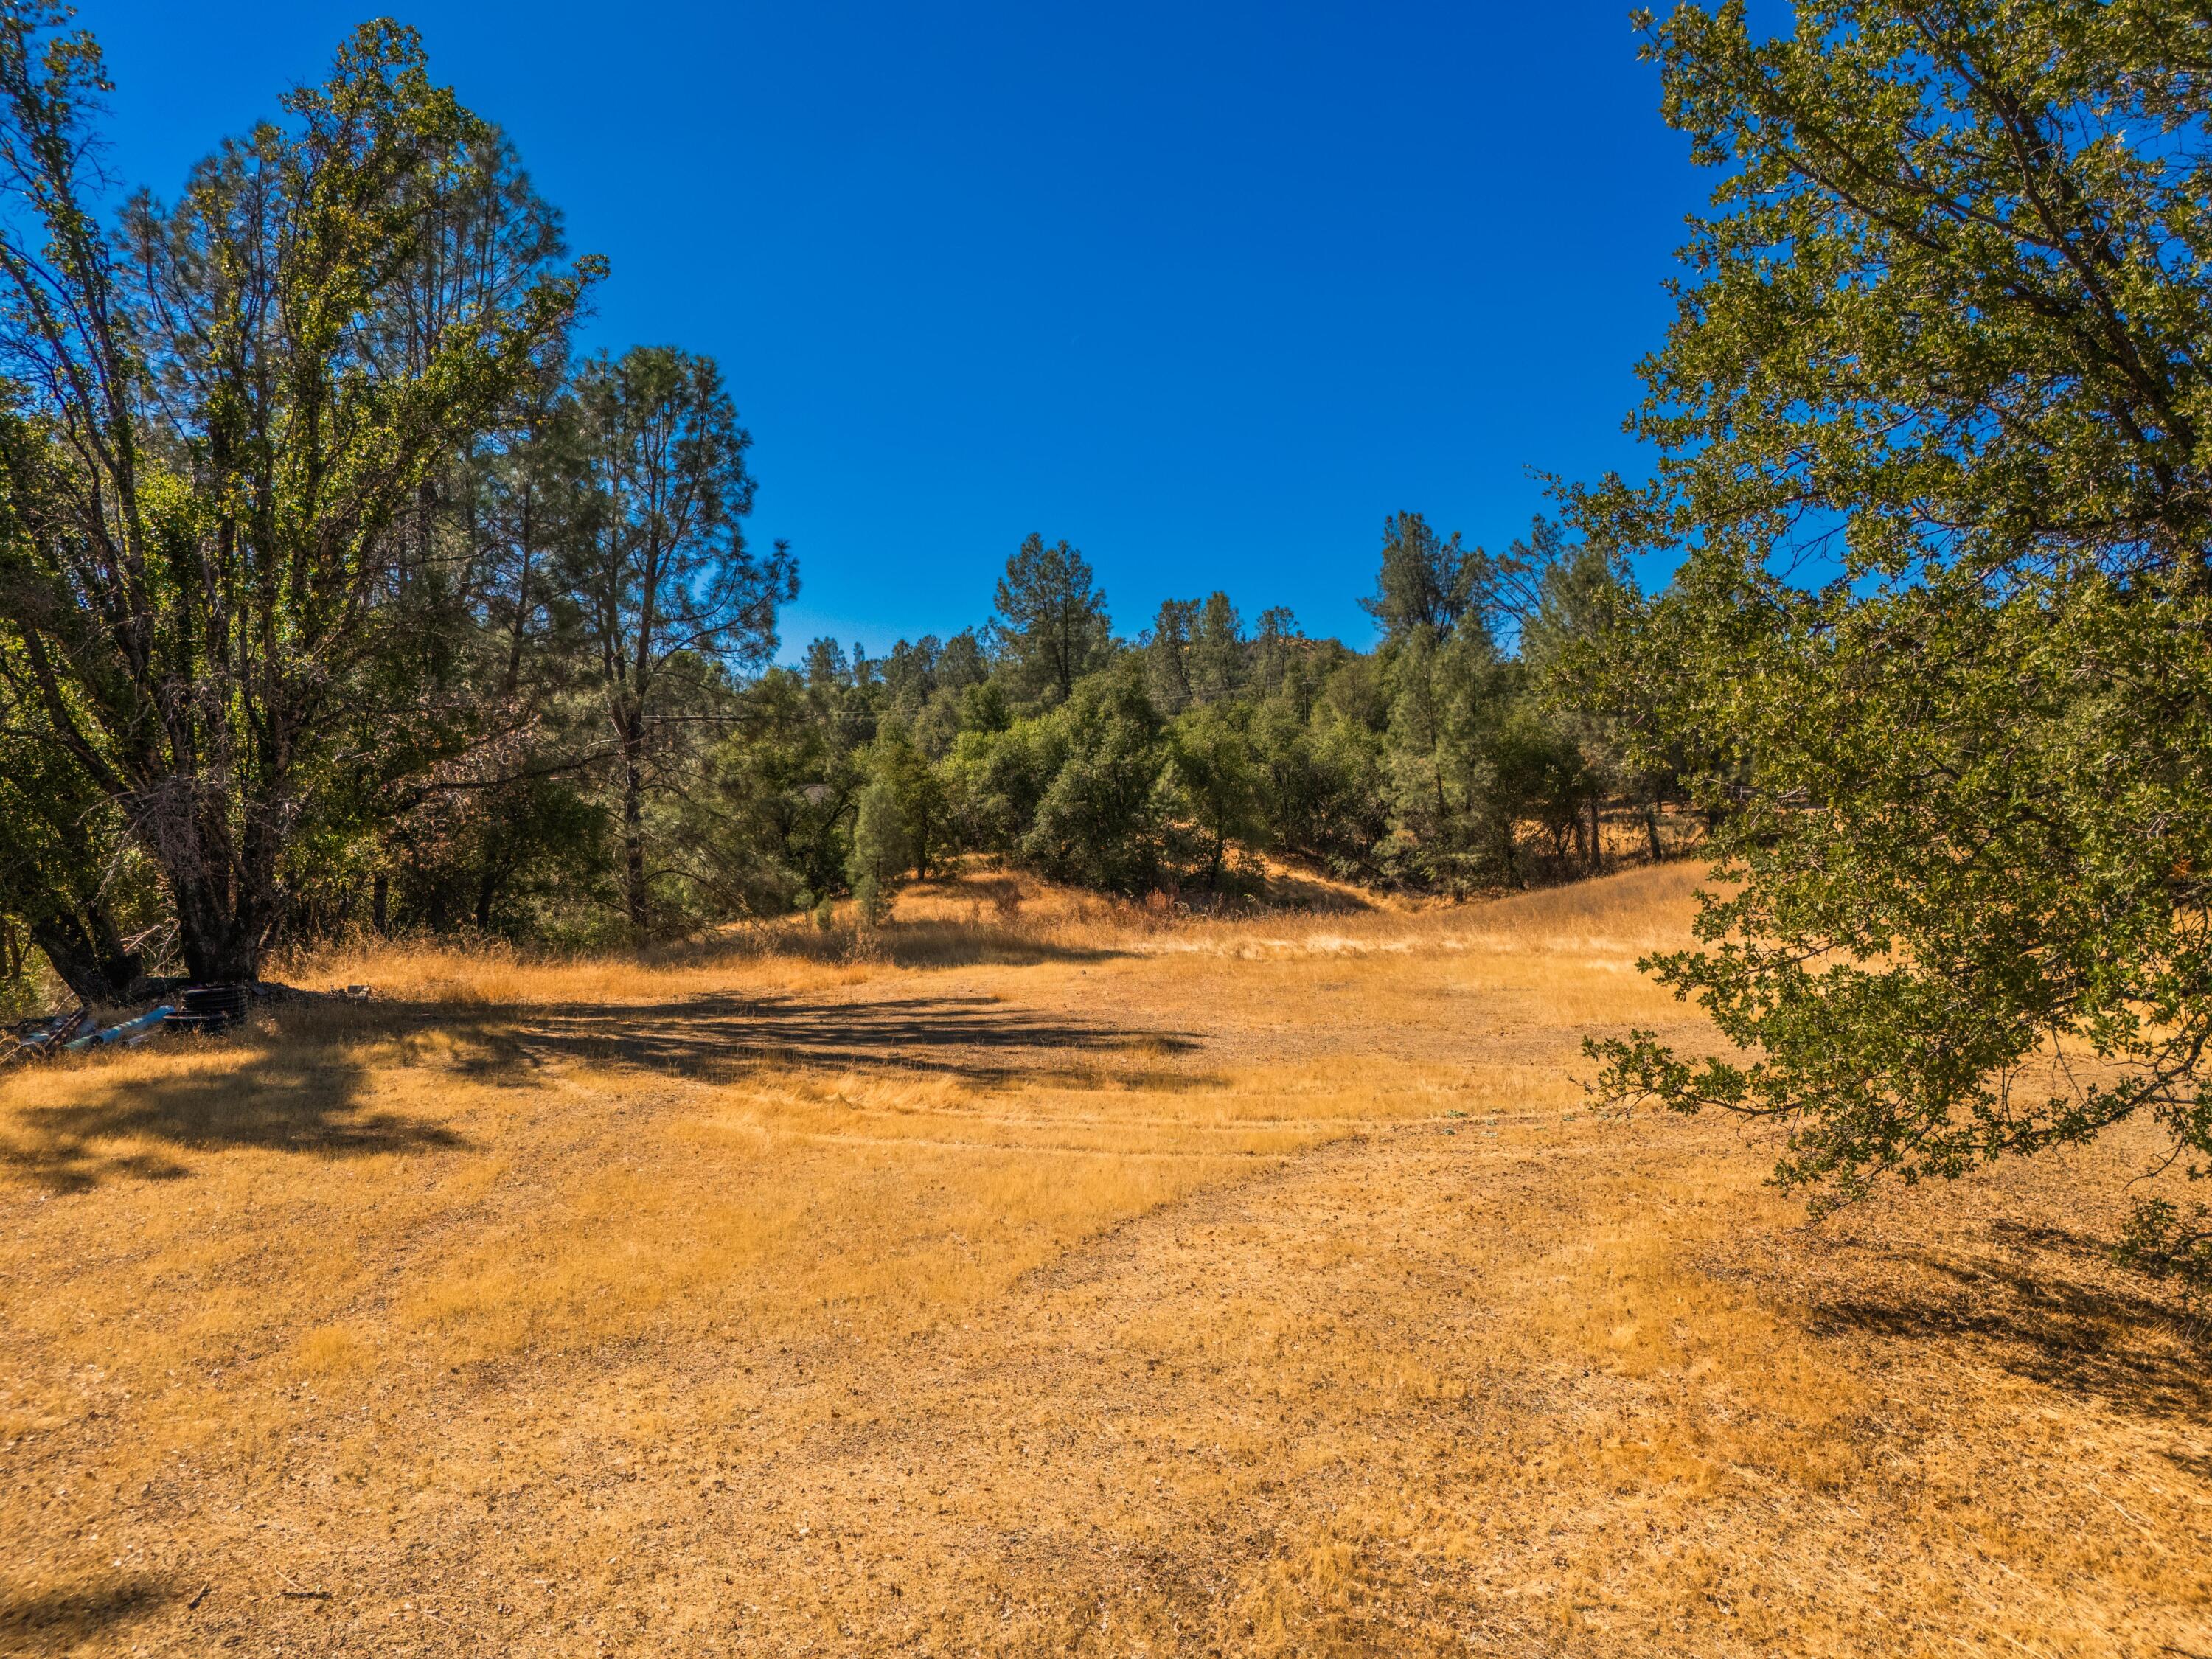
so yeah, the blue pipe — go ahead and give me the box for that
[63,1004,176,1053]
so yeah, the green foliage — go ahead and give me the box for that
[684,507,1647,915]
[869,723,949,879]
[1247,678,1388,877]
[1363,513,1473,642]
[1573,0,2212,1284]
[1166,702,1270,887]
[702,666,863,909]
[0,14,599,980]
[846,775,910,928]
[0,689,163,1001]
[1147,591,1246,717]
[1593,565,2212,1214]
[562,344,796,929]
[1379,623,1522,889]
[947,708,1071,854]
[1144,597,1198,715]
[993,533,1111,703]
[1020,667,1175,894]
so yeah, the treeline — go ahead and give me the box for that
[0,13,1674,1012]
[4,487,1677,1009]
[706,512,1672,934]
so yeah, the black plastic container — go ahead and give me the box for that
[164,983,251,1034]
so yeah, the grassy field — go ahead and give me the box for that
[1,862,2207,1657]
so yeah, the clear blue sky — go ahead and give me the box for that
[82,2,1709,655]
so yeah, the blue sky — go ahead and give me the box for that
[83,2,1711,655]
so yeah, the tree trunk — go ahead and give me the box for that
[1644,796,1664,863]
[32,917,113,1006]
[130,758,282,984]
[30,908,139,1006]
[474,858,502,932]
[167,873,259,984]
[1588,793,1604,875]
[504,484,533,697]
[372,872,391,936]
[179,919,258,985]
[621,716,648,931]
[415,474,437,584]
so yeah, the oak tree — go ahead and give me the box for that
[1580,0,2212,1286]
[0,13,598,980]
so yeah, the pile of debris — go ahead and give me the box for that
[1,981,370,1069]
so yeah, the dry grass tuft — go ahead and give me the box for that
[1,859,2205,1656]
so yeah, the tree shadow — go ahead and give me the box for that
[1805,1227,2212,1423]
[1257,869,1376,914]
[416,991,1204,1090]
[0,1578,173,1651]
[2,990,1206,1192]
[2,1026,465,1194]
[643,921,1130,974]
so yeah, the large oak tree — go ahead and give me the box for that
[1579,0,2212,1288]
[0,11,598,981]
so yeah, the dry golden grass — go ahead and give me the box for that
[1,860,2205,1656]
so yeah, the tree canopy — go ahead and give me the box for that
[1575,0,2212,1289]
[993,533,1110,703]
[0,12,597,981]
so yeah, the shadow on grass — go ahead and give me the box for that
[3,990,1204,1192]
[2,1024,465,1194]
[422,990,1203,1089]
[0,1578,173,1651]
[644,918,1132,974]
[1257,869,1376,914]
[1809,1225,2212,1424]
